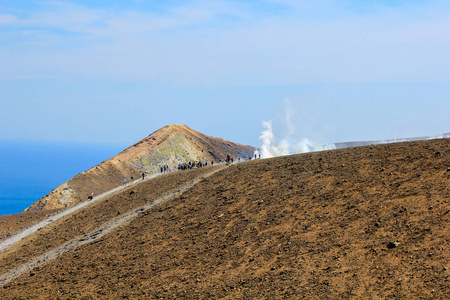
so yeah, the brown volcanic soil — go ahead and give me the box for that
[26,124,255,212]
[0,166,225,274]
[1,139,449,299]
[0,209,64,241]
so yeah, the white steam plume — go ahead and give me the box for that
[257,121,335,158]
[258,121,290,158]
[257,100,336,159]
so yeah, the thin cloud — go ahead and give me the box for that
[1,0,449,85]
[0,14,17,24]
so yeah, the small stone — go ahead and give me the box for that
[387,241,400,249]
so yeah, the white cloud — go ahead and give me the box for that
[1,0,449,85]
[0,14,17,24]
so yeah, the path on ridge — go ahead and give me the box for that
[0,171,163,253]
[0,165,226,286]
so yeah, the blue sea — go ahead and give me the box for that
[0,141,126,216]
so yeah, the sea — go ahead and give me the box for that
[0,140,126,216]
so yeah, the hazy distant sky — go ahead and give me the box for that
[1,0,449,147]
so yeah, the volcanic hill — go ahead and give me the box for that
[0,138,449,299]
[25,124,255,212]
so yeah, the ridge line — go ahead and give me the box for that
[0,165,226,287]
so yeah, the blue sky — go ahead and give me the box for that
[1,0,449,147]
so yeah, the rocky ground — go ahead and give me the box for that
[0,209,64,241]
[0,139,449,299]
[26,124,255,212]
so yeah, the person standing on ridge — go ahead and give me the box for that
[142,172,145,180]
[123,177,126,185]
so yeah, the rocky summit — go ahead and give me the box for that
[0,137,448,299]
[24,124,255,212]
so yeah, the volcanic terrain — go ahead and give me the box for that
[25,124,255,212]
[0,138,449,299]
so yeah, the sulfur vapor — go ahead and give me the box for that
[257,121,335,158]
[256,100,336,159]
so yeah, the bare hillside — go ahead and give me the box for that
[0,138,449,299]
[25,124,255,212]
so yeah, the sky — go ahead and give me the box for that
[1,0,449,149]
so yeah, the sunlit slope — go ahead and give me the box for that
[1,138,448,299]
[25,124,255,212]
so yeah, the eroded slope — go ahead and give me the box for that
[1,139,449,299]
[25,124,255,212]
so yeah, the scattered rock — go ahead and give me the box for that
[1,138,449,299]
[387,241,400,249]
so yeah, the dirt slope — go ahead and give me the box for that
[0,209,64,242]
[0,138,449,299]
[25,124,255,212]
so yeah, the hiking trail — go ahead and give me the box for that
[0,165,226,286]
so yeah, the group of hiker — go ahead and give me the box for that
[159,154,258,174]
[160,165,172,173]
[125,156,223,183]
[122,172,146,185]
[178,160,213,171]
[91,154,259,202]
